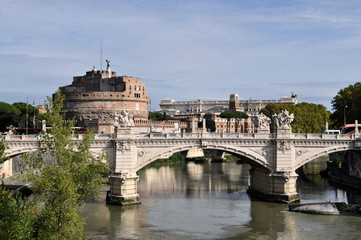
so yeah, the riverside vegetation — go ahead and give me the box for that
[0,91,108,240]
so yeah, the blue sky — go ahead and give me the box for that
[1,0,361,111]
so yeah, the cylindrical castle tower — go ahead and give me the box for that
[58,66,149,134]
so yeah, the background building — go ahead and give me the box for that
[159,94,298,116]
[158,94,297,133]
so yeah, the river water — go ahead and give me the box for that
[83,157,361,240]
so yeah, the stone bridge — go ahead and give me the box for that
[4,110,361,204]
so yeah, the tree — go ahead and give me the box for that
[0,101,42,132]
[0,189,34,240]
[150,112,165,121]
[330,82,361,128]
[261,103,330,133]
[0,135,34,240]
[0,102,21,132]
[12,102,39,128]
[0,137,9,166]
[0,91,108,239]
[149,112,174,121]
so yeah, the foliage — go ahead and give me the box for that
[220,110,248,120]
[206,119,216,132]
[260,103,330,133]
[330,82,361,128]
[169,152,185,162]
[149,153,185,168]
[0,91,108,239]
[0,137,9,166]
[224,154,240,161]
[0,190,35,240]
[0,101,40,131]
[149,112,174,121]
[0,102,20,132]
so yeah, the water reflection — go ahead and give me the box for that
[83,159,361,240]
[139,162,250,199]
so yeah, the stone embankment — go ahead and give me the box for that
[328,168,361,191]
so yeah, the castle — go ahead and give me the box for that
[59,62,149,134]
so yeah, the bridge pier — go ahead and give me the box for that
[107,171,140,205]
[107,119,141,206]
[248,166,300,203]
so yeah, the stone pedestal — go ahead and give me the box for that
[248,167,299,203]
[107,172,140,205]
[114,126,133,138]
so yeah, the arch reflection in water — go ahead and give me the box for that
[83,161,361,240]
[138,161,251,199]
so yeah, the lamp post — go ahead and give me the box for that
[344,102,348,126]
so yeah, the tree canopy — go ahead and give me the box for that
[0,101,41,132]
[330,82,361,128]
[261,103,330,133]
[220,110,249,119]
[149,112,174,121]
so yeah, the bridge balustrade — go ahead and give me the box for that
[4,135,40,141]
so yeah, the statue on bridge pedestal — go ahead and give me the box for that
[113,110,134,127]
[272,110,294,131]
[254,113,271,133]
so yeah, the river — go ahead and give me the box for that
[83,157,361,240]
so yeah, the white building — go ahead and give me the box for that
[159,94,298,116]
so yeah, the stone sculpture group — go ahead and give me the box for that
[255,110,294,133]
[113,110,134,127]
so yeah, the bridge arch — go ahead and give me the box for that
[295,145,352,169]
[134,145,272,172]
[6,147,39,159]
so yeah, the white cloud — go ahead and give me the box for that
[1,0,361,110]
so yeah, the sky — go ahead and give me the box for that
[1,0,361,111]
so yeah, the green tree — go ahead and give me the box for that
[12,102,39,129]
[0,101,42,132]
[330,82,361,128]
[0,137,9,166]
[0,102,21,132]
[220,110,248,119]
[0,136,35,240]
[25,91,108,239]
[0,190,35,240]
[169,152,185,162]
[149,112,174,121]
[261,103,330,133]
[150,112,165,121]
[0,91,108,239]
[206,119,215,132]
